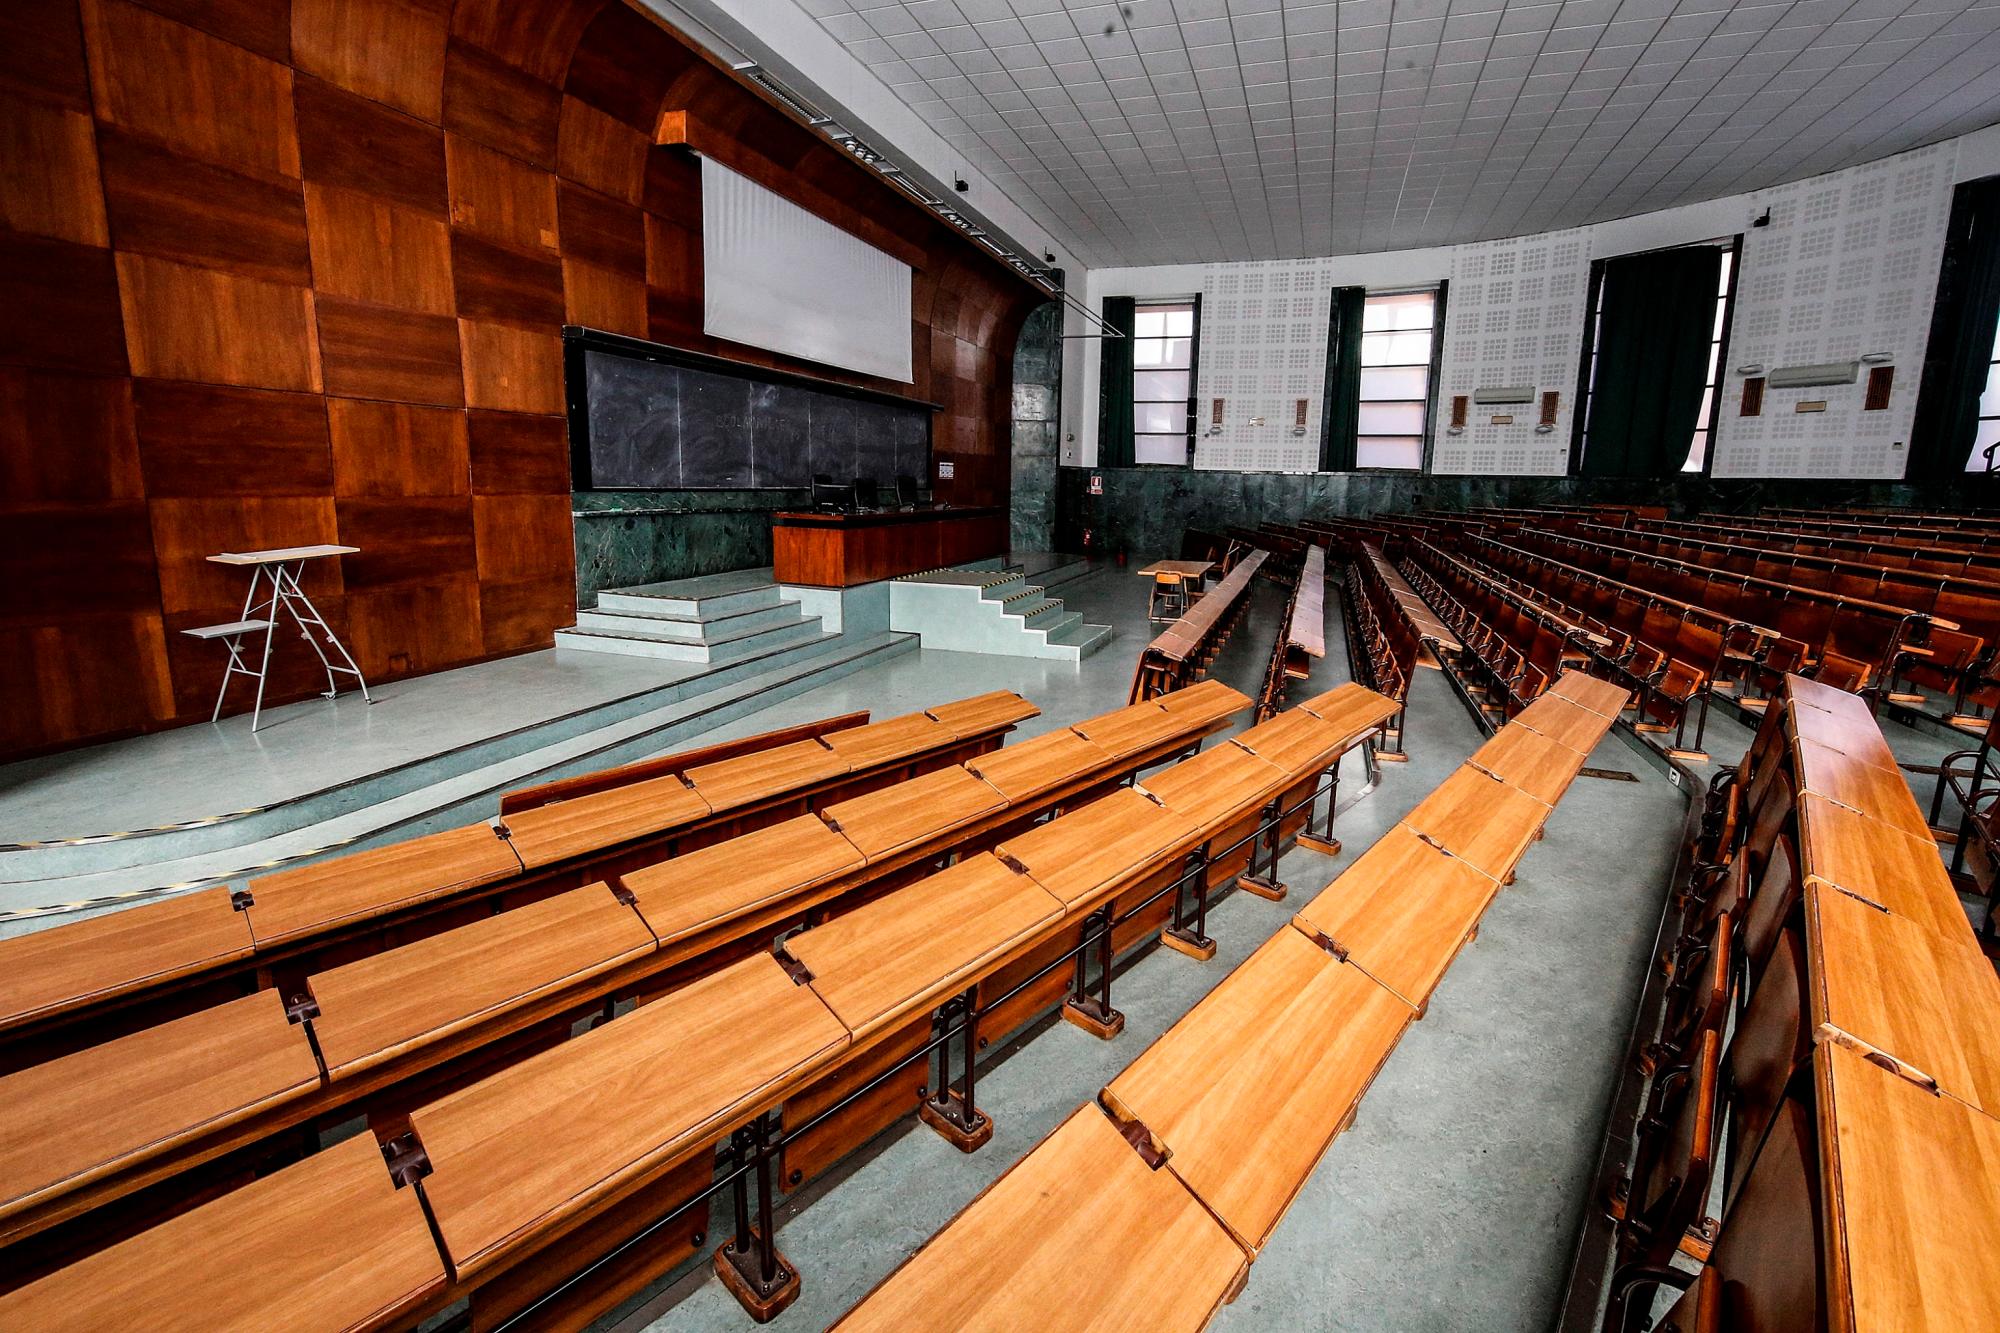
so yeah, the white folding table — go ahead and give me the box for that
[191,545,372,731]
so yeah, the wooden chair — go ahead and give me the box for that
[1721,926,1810,1209]
[1149,572,1187,624]
[1646,910,1733,1076]
[1610,1029,1721,1330]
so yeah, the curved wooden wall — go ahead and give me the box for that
[0,0,1039,758]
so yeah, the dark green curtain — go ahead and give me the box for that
[1910,177,2000,478]
[1097,296,1136,468]
[1319,286,1365,471]
[1581,247,1721,478]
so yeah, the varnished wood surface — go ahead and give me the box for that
[818,765,1006,862]
[1512,693,1615,754]
[0,992,319,1235]
[1785,683,1901,770]
[964,727,1113,802]
[1291,825,1500,1011]
[770,509,1009,587]
[1153,678,1253,729]
[413,953,849,1281]
[1804,883,2000,1117]
[621,816,863,949]
[1399,766,1549,882]
[829,1104,1247,1333]
[1103,925,1411,1252]
[308,884,655,1079]
[995,788,1201,912]
[0,1132,445,1331]
[785,855,1063,1044]
[244,822,522,946]
[1071,700,1197,760]
[1468,725,1587,806]
[1135,560,1216,579]
[0,886,254,1031]
[1795,793,1966,941]
[1141,741,1289,839]
[1816,1042,2000,1332]
[1547,670,1631,718]
[498,771,714,868]
[1791,736,1931,839]
[922,689,1039,734]
[682,738,848,814]
[1288,682,1401,740]
[821,711,958,768]
[1787,675,1874,719]
[1234,709,1352,777]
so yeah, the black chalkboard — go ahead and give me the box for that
[565,328,932,491]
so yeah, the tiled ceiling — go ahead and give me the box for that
[795,0,2000,266]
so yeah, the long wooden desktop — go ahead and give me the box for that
[771,506,1007,586]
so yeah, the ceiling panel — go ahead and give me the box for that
[794,0,2000,265]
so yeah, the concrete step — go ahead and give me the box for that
[1047,620,1114,660]
[1037,610,1084,640]
[554,614,826,664]
[595,569,782,619]
[1015,598,1065,626]
[573,600,801,641]
[0,632,919,913]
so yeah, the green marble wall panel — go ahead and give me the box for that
[1055,467,1996,558]
[572,488,807,605]
[1010,302,1062,552]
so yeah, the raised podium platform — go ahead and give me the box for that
[771,506,1007,587]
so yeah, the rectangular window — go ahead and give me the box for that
[1132,300,1194,465]
[1971,316,2000,471]
[1354,290,1437,470]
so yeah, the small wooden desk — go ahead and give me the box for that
[683,738,849,814]
[1787,674,1873,719]
[0,991,320,1243]
[1804,882,2000,1116]
[1512,694,1614,754]
[922,690,1039,734]
[244,823,523,947]
[0,1133,445,1331]
[995,788,1201,912]
[1102,925,1410,1252]
[1399,766,1547,882]
[1291,825,1500,1012]
[1140,742,1288,839]
[821,712,957,768]
[621,817,864,951]
[818,766,1006,862]
[412,953,849,1281]
[784,854,1062,1045]
[828,1104,1248,1333]
[1795,793,1966,940]
[964,729,1111,803]
[0,886,255,1034]
[1468,725,1587,807]
[499,772,714,869]
[1792,737,1930,839]
[1816,1042,2000,1331]
[1136,559,1215,583]
[308,884,656,1080]
[1787,694,1902,771]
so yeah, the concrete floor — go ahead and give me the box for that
[586,565,1689,1333]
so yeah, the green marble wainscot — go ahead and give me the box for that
[1054,466,1996,558]
[1010,301,1062,552]
[572,488,806,606]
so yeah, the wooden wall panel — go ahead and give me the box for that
[0,369,140,505]
[292,0,451,122]
[459,318,562,412]
[304,183,454,313]
[295,76,448,214]
[443,41,561,168]
[329,398,470,496]
[116,253,322,390]
[1,0,1037,758]
[467,410,567,493]
[99,129,311,285]
[316,297,465,404]
[82,0,301,178]
[0,94,107,245]
[133,381,334,497]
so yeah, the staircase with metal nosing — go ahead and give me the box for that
[888,555,1110,662]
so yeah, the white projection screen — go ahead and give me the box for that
[701,158,914,383]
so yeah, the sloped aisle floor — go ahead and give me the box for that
[599,564,1686,1333]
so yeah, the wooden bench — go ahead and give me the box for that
[1130,549,1269,702]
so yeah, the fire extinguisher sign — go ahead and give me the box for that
[1088,472,1103,495]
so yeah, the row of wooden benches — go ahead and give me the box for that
[831,670,1626,1330]
[1130,549,1271,703]
[1536,517,1997,715]
[1336,542,1448,758]
[1704,508,2000,552]
[1604,674,2000,1329]
[1254,540,1327,720]
[0,682,1405,1329]
[0,685,1265,1266]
